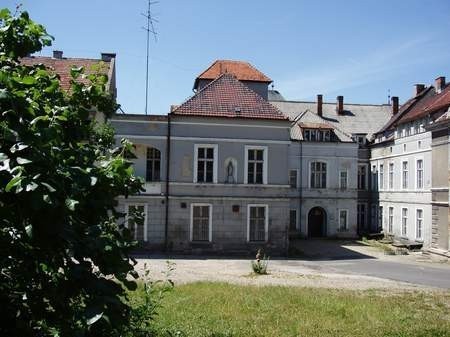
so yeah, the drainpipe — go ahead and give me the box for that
[299,140,303,237]
[164,113,171,251]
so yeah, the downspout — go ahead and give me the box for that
[164,113,171,251]
[299,139,303,237]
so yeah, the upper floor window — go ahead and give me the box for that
[310,162,327,188]
[289,170,298,188]
[389,163,394,189]
[340,170,348,189]
[146,147,161,182]
[358,165,367,190]
[194,144,218,183]
[371,165,378,191]
[245,146,267,184]
[304,129,331,142]
[379,164,384,190]
[416,159,423,189]
[402,161,408,189]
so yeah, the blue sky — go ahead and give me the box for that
[5,0,450,114]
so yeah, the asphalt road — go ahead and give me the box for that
[301,258,450,289]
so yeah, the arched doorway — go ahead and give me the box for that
[308,207,327,237]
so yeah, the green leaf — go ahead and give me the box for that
[10,143,28,153]
[5,176,23,192]
[65,199,79,211]
[0,8,10,19]
[30,115,49,126]
[16,157,32,165]
[21,76,36,85]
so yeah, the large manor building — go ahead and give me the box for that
[22,52,450,257]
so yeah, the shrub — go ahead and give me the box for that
[251,249,269,275]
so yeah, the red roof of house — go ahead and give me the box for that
[172,73,287,120]
[20,56,112,91]
[195,60,272,85]
[378,84,450,133]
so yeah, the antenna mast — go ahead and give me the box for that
[142,0,158,115]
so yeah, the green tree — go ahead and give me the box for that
[0,8,143,336]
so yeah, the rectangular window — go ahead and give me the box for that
[146,147,161,182]
[402,208,408,236]
[371,204,377,228]
[402,161,408,189]
[340,170,348,189]
[372,165,377,191]
[310,162,327,188]
[339,209,348,231]
[379,164,384,190]
[304,129,310,141]
[358,165,366,190]
[248,205,268,242]
[416,159,423,189]
[289,209,297,231]
[289,170,298,188]
[378,206,383,232]
[357,203,366,229]
[388,207,394,233]
[246,147,267,184]
[126,204,147,241]
[191,204,212,242]
[416,209,423,240]
[389,163,394,189]
[195,145,217,183]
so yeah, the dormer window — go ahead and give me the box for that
[352,134,367,146]
[303,129,331,142]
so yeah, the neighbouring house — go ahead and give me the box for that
[21,50,117,122]
[371,77,450,256]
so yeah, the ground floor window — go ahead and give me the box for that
[248,205,268,242]
[357,203,366,229]
[401,208,408,236]
[126,204,147,241]
[191,204,212,242]
[378,206,383,232]
[388,207,394,233]
[339,209,348,231]
[416,209,423,240]
[289,209,297,231]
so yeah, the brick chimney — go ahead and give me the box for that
[101,52,116,62]
[435,76,446,94]
[336,95,344,115]
[391,96,399,115]
[317,94,323,117]
[53,50,63,59]
[414,84,425,97]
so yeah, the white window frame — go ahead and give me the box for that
[339,170,348,190]
[415,208,423,240]
[379,163,384,190]
[338,209,348,231]
[247,204,269,242]
[401,208,408,237]
[388,206,394,234]
[193,144,218,184]
[244,145,268,185]
[125,203,148,241]
[190,203,213,242]
[402,160,409,190]
[388,162,394,190]
[309,160,328,189]
[415,158,424,190]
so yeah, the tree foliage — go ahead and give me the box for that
[0,8,143,336]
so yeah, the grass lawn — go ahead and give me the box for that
[144,282,450,337]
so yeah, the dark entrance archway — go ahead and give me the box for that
[308,207,327,237]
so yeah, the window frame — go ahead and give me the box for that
[244,146,268,185]
[289,169,298,188]
[338,209,348,231]
[190,203,213,242]
[357,164,368,190]
[339,170,348,190]
[125,203,148,242]
[247,204,269,242]
[146,147,161,182]
[415,208,423,240]
[402,160,409,190]
[401,207,408,237]
[388,162,394,189]
[416,158,424,190]
[357,203,366,229]
[289,209,297,231]
[309,160,328,189]
[379,163,384,190]
[193,144,218,184]
[388,206,394,234]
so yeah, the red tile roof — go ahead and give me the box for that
[20,56,112,91]
[195,60,272,86]
[172,73,287,120]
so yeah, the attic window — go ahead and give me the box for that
[303,129,331,142]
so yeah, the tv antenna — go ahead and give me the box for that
[142,0,158,115]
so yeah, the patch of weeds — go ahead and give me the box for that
[251,249,269,275]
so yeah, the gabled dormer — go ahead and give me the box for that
[193,60,272,99]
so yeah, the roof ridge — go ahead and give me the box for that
[22,56,106,62]
[275,99,390,107]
